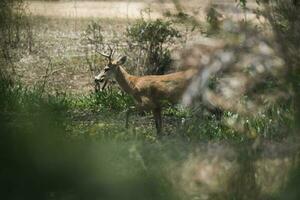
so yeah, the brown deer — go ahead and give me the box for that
[95,48,197,136]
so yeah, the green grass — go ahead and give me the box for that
[1,8,299,199]
[0,74,293,142]
[0,78,296,199]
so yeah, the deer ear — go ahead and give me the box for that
[116,56,127,65]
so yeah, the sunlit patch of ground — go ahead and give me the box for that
[26,1,169,19]
[26,0,260,21]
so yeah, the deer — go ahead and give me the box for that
[94,47,198,137]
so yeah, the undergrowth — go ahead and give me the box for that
[0,73,293,142]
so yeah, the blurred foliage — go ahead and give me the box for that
[260,1,300,199]
[0,0,300,199]
[127,19,180,75]
[262,0,300,132]
[206,5,223,34]
[181,21,293,140]
[236,0,248,8]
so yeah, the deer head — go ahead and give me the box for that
[94,46,127,91]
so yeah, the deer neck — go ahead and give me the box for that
[114,66,135,94]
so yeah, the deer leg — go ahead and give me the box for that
[153,107,162,136]
[125,106,135,128]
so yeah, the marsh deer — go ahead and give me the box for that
[95,49,197,136]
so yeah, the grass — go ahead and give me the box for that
[1,73,293,142]
[1,4,299,199]
[0,79,296,199]
[3,10,293,144]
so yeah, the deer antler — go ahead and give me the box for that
[97,44,115,61]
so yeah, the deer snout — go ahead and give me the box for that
[95,73,106,83]
[94,73,109,91]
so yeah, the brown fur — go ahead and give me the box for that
[115,66,197,109]
[97,56,198,136]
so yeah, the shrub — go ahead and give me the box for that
[127,19,180,75]
[92,89,134,111]
[205,5,222,34]
[81,21,105,75]
[0,0,34,68]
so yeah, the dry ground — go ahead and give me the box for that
[18,0,261,94]
[26,0,259,21]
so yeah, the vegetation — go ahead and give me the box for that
[127,19,181,75]
[0,0,299,200]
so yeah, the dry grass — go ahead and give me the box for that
[26,1,170,19]
[26,0,260,21]
[15,16,131,94]
[16,0,265,94]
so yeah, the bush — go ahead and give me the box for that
[0,0,34,68]
[127,19,180,75]
[81,21,105,75]
[206,5,222,34]
[71,89,134,112]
